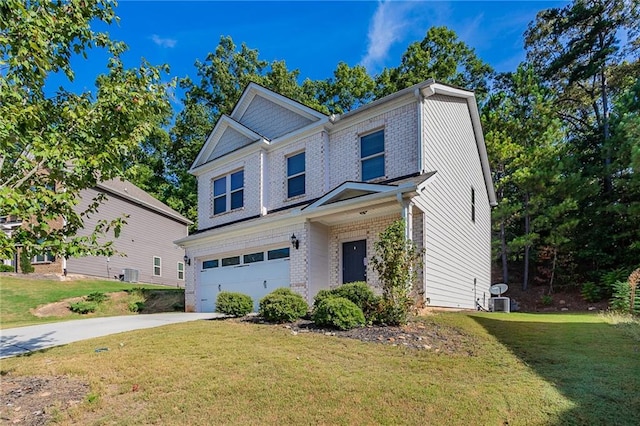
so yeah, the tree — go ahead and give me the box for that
[375,26,493,100]
[371,220,423,325]
[308,62,375,114]
[0,0,172,260]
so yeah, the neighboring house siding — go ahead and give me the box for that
[197,153,262,230]
[239,95,313,139]
[209,127,254,161]
[328,102,418,188]
[422,95,492,309]
[266,131,325,210]
[66,187,188,286]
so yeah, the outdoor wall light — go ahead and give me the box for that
[290,233,299,250]
[183,255,191,266]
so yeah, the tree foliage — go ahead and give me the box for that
[0,0,172,260]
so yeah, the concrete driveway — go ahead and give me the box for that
[0,313,224,359]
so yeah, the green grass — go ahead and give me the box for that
[1,312,638,425]
[0,276,169,328]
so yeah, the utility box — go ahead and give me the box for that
[489,297,510,313]
[123,268,139,283]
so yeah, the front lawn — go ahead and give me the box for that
[0,276,173,329]
[1,312,638,425]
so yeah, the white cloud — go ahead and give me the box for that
[151,34,177,48]
[360,1,421,73]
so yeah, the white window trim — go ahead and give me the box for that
[153,256,162,277]
[177,261,185,280]
[212,169,244,216]
[286,151,305,198]
[360,129,385,181]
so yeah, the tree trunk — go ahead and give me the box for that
[500,220,508,284]
[599,33,612,194]
[549,247,557,295]
[523,192,530,291]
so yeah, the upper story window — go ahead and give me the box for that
[360,130,385,181]
[287,152,305,198]
[213,170,244,215]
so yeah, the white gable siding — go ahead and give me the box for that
[266,131,325,211]
[328,103,419,188]
[67,188,187,286]
[208,127,255,162]
[197,153,262,230]
[421,95,491,309]
[240,95,313,139]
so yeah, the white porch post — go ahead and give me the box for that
[397,194,413,242]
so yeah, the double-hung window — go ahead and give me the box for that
[213,170,244,215]
[287,152,305,198]
[177,262,185,280]
[360,130,385,181]
[153,256,161,276]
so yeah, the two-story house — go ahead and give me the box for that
[176,80,497,312]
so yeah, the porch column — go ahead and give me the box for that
[397,194,413,242]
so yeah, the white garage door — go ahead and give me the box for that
[198,248,290,312]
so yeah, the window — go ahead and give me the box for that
[32,252,55,263]
[221,256,240,267]
[268,248,290,260]
[287,152,305,198]
[213,170,244,215]
[243,252,264,264]
[153,256,161,276]
[360,130,385,181]
[471,187,476,222]
[177,262,185,280]
[202,259,218,269]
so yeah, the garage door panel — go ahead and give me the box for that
[198,258,290,312]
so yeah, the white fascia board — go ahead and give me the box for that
[422,84,498,207]
[190,115,264,172]
[266,117,329,148]
[189,139,269,177]
[232,83,327,122]
[306,181,398,210]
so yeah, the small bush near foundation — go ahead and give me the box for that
[369,297,412,326]
[259,288,307,323]
[0,264,14,272]
[86,292,109,303]
[69,301,97,314]
[216,291,253,316]
[312,297,365,330]
[313,282,380,322]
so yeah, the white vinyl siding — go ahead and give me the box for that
[421,95,491,309]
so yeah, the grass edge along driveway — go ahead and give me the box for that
[1,312,638,425]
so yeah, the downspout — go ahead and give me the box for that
[260,147,268,216]
[396,193,412,241]
[322,130,331,193]
[414,89,424,173]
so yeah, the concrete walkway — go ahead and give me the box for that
[0,313,224,359]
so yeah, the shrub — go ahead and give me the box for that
[259,288,308,323]
[581,282,602,303]
[610,280,631,313]
[69,301,97,314]
[600,268,629,299]
[216,291,253,316]
[370,297,412,326]
[128,300,145,312]
[541,294,553,306]
[86,292,109,303]
[313,282,379,322]
[19,250,34,274]
[0,264,14,272]
[312,297,365,330]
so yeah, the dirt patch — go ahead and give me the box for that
[503,286,609,313]
[139,290,184,314]
[239,317,478,355]
[0,374,89,425]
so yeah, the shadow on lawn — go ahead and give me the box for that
[471,315,640,426]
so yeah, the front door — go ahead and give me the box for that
[342,240,366,283]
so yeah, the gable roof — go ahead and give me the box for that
[96,179,192,225]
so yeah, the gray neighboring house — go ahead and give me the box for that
[65,179,192,286]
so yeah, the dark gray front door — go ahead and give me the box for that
[342,240,366,283]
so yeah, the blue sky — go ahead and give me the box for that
[51,0,568,104]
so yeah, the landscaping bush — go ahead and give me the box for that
[610,280,631,313]
[370,297,412,326]
[259,288,307,323]
[313,282,380,322]
[216,291,253,316]
[0,264,14,272]
[128,300,145,312]
[312,297,365,330]
[19,250,34,274]
[86,292,109,303]
[581,282,602,303]
[69,301,97,314]
[600,268,629,299]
